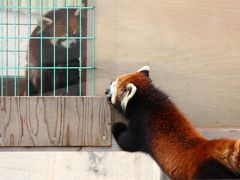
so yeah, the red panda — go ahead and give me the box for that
[25,8,84,95]
[105,66,240,180]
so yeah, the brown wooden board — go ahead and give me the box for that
[0,96,111,147]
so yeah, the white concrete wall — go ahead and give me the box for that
[0,152,168,180]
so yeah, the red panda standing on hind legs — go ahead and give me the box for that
[25,8,85,95]
[105,66,240,180]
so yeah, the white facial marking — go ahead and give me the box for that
[61,39,77,48]
[137,65,150,72]
[108,80,118,104]
[121,83,137,113]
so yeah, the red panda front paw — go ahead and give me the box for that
[112,122,127,141]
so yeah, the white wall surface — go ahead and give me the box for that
[1,10,38,76]
[0,152,168,180]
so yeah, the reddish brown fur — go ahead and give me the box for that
[148,105,239,179]
[111,70,240,179]
[116,72,152,104]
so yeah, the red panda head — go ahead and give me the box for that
[105,66,151,113]
[35,9,82,49]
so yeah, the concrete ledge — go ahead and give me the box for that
[0,152,162,180]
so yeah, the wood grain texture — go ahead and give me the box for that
[0,96,111,147]
[95,0,240,127]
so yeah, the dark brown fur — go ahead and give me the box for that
[108,68,240,180]
[24,9,83,95]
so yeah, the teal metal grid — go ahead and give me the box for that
[0,0,95,96]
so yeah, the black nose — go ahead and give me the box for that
[105,88,110,95]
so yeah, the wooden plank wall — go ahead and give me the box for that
[0,97,111,146]
[94,0,240,127]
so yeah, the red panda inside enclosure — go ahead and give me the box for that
[24,8,86,95]
[106,66,240,180]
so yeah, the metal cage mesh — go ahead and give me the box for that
[0,0,95,96]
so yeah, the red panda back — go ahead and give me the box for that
[146,97,240,179]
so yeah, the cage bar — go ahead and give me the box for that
[91,0,95,95]
[0,6,94,10]
[17,0,21,95]
[53,0,56,95]
[79,0,83,96]
[40,0,43,96]
[13,0,17,96]
[1,1,3,96]
[0,36,94,39]
[27,0,31,96]
[66,0,69,94]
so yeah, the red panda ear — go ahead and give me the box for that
[37,17,53,33]
[137,66,150,77]
[121,83,137,113]
[41,17,53,26]
[74,9,81,16]
[75,3,85,16]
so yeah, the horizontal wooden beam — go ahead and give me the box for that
[0,96,111,147]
